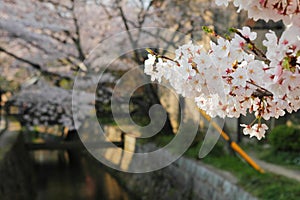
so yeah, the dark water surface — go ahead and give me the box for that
[32,150,136,200]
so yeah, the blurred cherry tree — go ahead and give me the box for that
[0,0,247,134]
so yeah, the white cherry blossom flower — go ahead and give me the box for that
[231,67,248,87]
[210,37,231,58]
[144,54,156,74]
[144,23,300,140]
[251,123,268,140]
[238,26,257,41]
[240,124,252,136]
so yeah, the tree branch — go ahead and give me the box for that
[70,0,85,61]
[117,2,142,63]
[0,46,72,80]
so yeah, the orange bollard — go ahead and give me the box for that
[198,109,265,173]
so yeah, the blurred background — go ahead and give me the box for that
[0,0,300,199]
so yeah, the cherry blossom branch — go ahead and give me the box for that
[143,0,300,141]
[230,28,269,62]
[146,48,273,98]
[0,46,73,80]
[203,26,269,63]
[146,48,180,66]
[70,0,85,61]
[246,81,273,98]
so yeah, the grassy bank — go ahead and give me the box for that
[152,133,300,200]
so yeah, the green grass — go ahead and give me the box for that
[201,143,300,199]
[153,134,174,146]
[97,116,117,126]
[145,133,300,200]
[241,142,300,170]
[202,154,300,200]
[258,149,300,170]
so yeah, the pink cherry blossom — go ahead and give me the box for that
[145,3,300,140]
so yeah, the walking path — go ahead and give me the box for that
[249,153,300,182]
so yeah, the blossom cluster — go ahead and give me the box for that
[215,0,300,26]
[144,25,300,140]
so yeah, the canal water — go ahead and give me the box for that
[31,150,136,200]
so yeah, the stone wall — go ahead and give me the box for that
[0,128,35,200]
[113,144,257,200]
